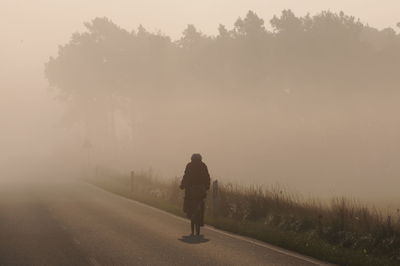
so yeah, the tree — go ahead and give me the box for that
[45,17,130,165]
[176,25,213,88]
[230,11,272,90]
[234,11,267,38]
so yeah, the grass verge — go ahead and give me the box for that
[85,173,398,266]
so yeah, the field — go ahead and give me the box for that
[86,170,400,266]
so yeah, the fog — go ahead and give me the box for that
[2,1,400,200]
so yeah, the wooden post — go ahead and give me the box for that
[387,215,392,233]
[317,214,323,235]
[130,171,135,194]
[212,180,219,217]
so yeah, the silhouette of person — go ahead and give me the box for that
[180,154,210,235]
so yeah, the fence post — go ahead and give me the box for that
[317,214,323,235]
[387,215,392,233]
[130,171,135,194]
[212,180,219,217]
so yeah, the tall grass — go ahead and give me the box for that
[87,170,400,265]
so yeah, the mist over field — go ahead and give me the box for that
[2,0,400,201]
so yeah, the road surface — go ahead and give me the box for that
[0,179,332,266]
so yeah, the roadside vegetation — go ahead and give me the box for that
[86,171,400,266]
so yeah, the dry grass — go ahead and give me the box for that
[86,170,400,265]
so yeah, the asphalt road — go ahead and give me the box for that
[0,179,332,266]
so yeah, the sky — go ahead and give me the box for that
[1,1,400,196]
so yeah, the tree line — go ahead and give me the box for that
[44,10,400,160]
[46,10,400,98]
